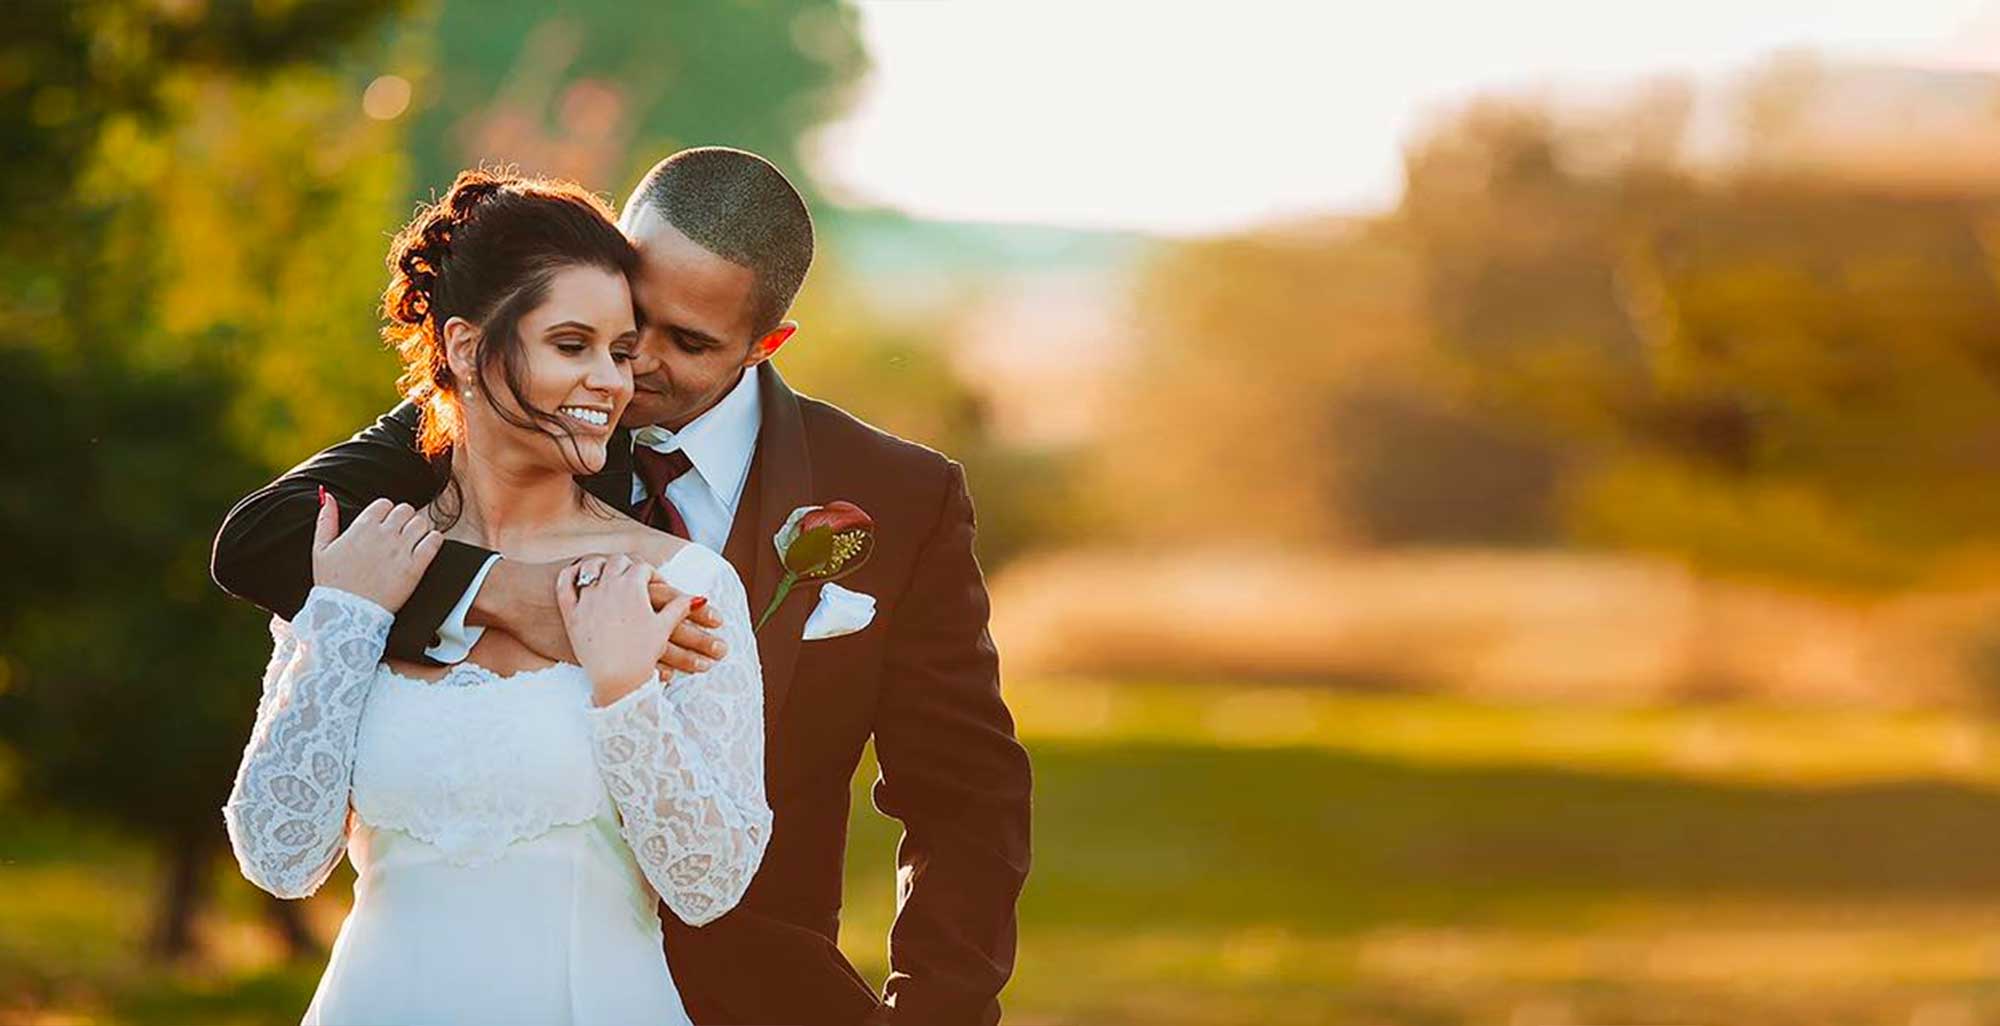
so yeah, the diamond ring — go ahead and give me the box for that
[575,568,600,588]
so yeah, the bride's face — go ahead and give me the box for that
[455,264,639,473]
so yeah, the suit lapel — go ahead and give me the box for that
[724,363,814,733]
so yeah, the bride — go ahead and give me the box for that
[221,170,770,1025]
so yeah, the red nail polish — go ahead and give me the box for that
[691,596,707,610]
[318,485,329,506]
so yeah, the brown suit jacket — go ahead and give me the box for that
[212,363,1033,1025]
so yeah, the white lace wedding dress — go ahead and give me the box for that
[222,543,770,1026]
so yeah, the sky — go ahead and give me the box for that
[809,0,2000,236]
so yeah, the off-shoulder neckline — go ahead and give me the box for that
[378,543,713,691]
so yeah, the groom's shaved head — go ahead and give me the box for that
[623,147,814,336]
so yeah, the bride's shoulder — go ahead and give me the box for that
[587,521,687,569]
[574,517,734,577]
[558,510,739,589]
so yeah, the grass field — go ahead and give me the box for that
[11,676,2000,1025]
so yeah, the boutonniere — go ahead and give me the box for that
[756,501,876,632]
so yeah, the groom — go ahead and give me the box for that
[211,147,1032,1026]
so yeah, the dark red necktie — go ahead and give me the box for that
[633,447,694,539]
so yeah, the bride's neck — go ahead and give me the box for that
[446,432,579,550]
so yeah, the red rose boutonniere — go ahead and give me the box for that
[756,501,875,632]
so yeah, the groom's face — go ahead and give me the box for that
[621,211,763,432]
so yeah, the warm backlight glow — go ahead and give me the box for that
[811,0,2000,235]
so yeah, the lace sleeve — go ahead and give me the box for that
[221,586,391,899]
[589,558,771,926]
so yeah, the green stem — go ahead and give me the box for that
[756,571,799,632]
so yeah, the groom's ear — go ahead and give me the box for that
[742,321,798,368]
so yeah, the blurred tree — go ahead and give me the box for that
[1096,62,2000,605]
[1399,85,2000,590]
[0,0,408,959]
[1092,219,1564,549]
[400,0,867,202]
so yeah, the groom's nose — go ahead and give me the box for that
[629,328,664,377]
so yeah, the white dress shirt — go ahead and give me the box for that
[628,364,762,553]
[424,368,763,663]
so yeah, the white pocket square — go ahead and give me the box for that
[802,582,875,641]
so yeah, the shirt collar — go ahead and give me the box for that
[630,367,761,504]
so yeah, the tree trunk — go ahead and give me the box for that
[148,839,210,961]
[264,893,322,961]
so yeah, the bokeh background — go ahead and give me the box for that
[10,1,2000,1024]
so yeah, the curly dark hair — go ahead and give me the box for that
[383,168,637,462]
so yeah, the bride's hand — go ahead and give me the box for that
[557,554,704,704]
[311,492,444,612]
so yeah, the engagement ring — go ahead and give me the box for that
[576,568,600,588]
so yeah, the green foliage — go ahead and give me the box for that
[95,68,412,467]
[0,346,272,839]
[0,1,406,226]
[400,0,867,201]
[0,0,410,954]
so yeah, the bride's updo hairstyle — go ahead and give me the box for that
[384,168,637,461]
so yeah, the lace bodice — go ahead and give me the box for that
[350,664,614,867]
[222,544,771,927]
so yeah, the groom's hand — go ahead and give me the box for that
[645,574,728,676]
[471,555,725,671]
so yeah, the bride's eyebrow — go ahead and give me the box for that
[541,320,597,337]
